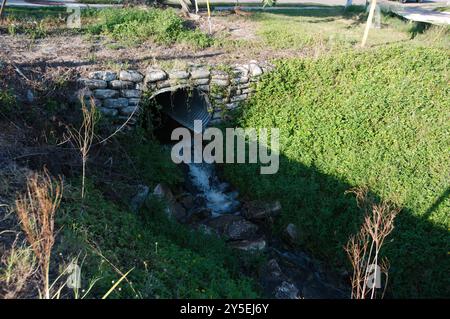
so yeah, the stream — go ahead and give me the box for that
[153,100,350,298]
[178,155,350,299]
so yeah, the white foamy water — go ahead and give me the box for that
[187,162,240,216]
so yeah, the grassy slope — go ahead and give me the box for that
[224,45,450,298]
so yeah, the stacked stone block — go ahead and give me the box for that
[78,61,273,126]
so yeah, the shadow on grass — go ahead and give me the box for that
[223,149,450,298]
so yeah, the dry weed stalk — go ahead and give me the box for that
[67,97,97,199]
[345,187,400,299]
[15,170,63,299]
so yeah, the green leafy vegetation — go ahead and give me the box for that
[84,8,213,48]
[224,45,450,298]
[0,90,16,113]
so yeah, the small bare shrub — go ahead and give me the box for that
[345,187,400,299]
[15,170,63,299]
[67,98,96,200]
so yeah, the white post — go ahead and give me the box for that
[345,0,353,8]
[0,0,8,19]
[361,0,377,47]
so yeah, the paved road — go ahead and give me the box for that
[379,1,450,25]
[5,0,450,25]
[6,0,114,7]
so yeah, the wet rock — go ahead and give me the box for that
[259,259,297,298]
[197,224,219,237]
[217,182,231,193]
[89,70,117,82]
[178,194,195,210]
[243,201,282,220]
[193,195,207,207]
[153,183,175,203]
[283,223,299,245]
[226,219,258,241]
[205,215,243,235]
[169,202,187,221]
[94,89,119,99]
[274,281,299,299]
[230,237,266,251]
[186,207,212,223]
[130,185,149,212]
[119,70,144,82]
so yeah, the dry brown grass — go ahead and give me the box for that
[15,169,62,299]
[345,187,400,299]
[66,97,96,200]
[0,237,37,299]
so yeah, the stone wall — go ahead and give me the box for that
[77,61,273,127]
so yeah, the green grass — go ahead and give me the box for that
[84,8,213,48]
[224,45,450,298]
[251,6,449,50]
[1,7,212,48]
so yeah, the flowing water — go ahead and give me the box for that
[187,162,240,216]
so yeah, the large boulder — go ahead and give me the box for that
[230,237,266,251]
[153,183,175,203]
[274,281,299,299]
[130,185,150,212]
[186,207,212,223]
[226,219,259,241]
[283,223,299,245]
[242,201,282,220]
[177,193,195,210]
[205,214,243,235]
[169,202,187,222]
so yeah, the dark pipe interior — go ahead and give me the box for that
[151,88,211,143]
